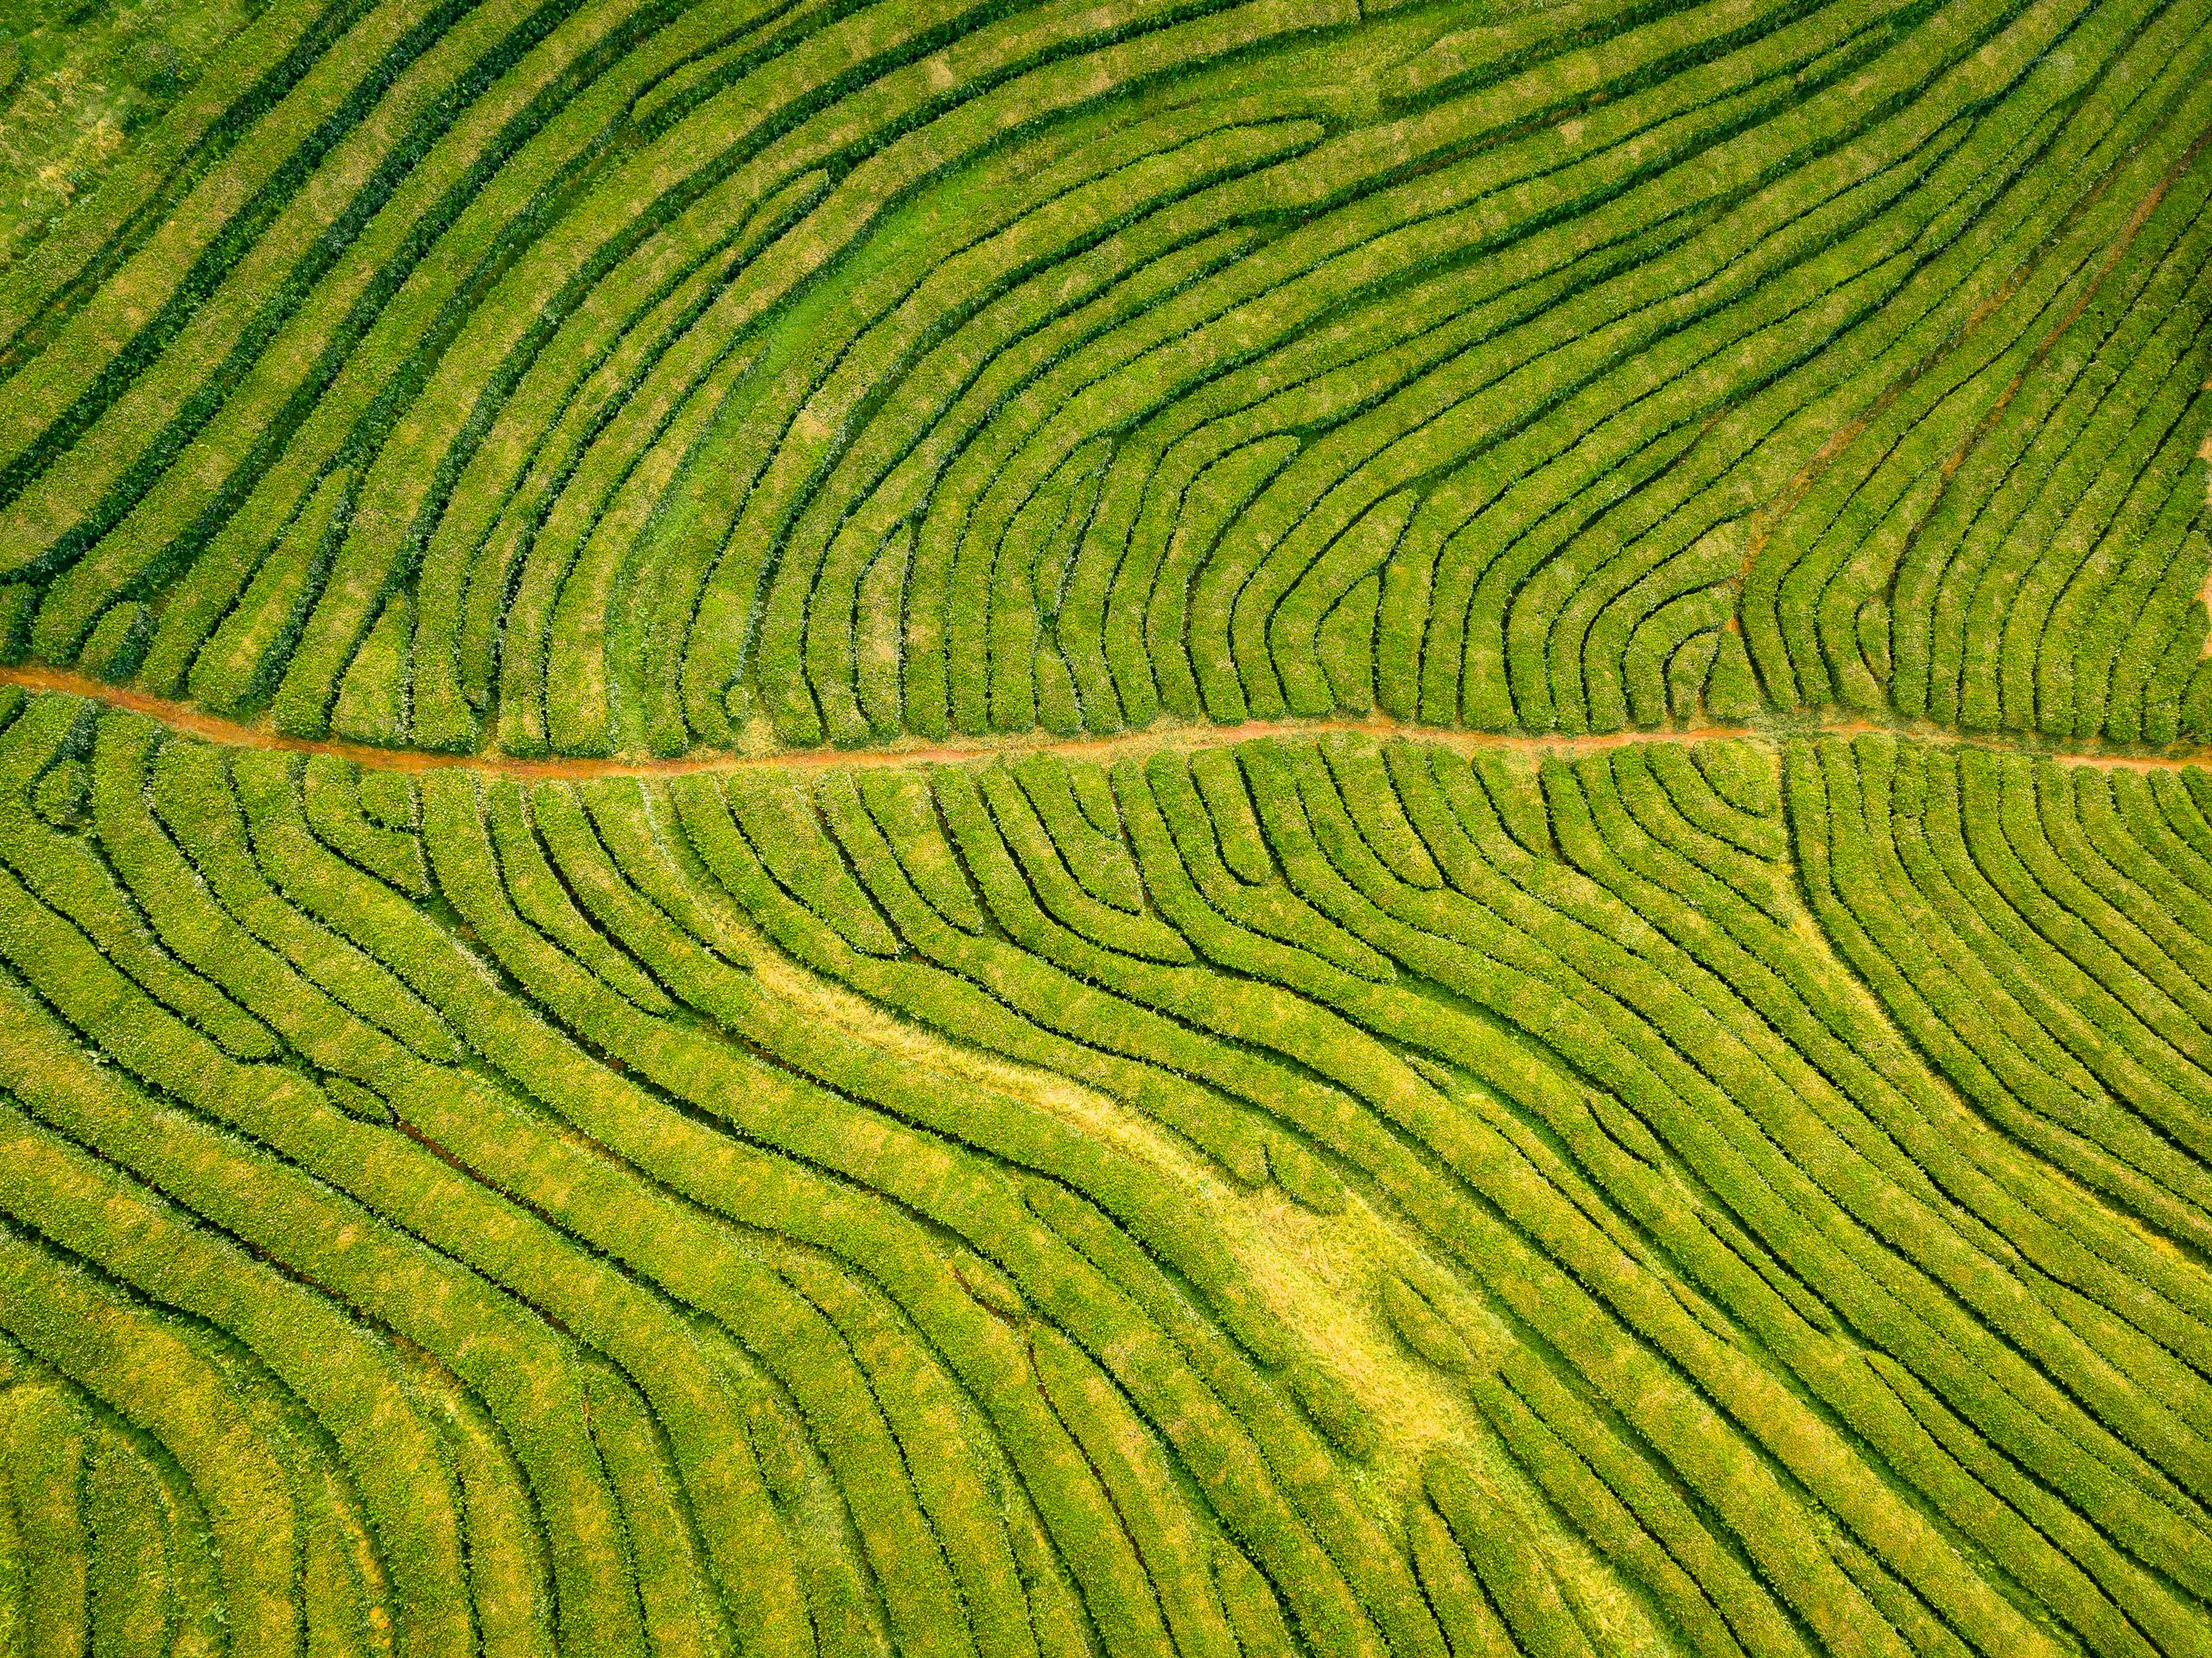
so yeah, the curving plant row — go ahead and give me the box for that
[3,678,2211,1654]
[2,0,2211,1650]
[0,0,2202,759]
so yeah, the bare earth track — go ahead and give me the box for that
[12,658,2212,777]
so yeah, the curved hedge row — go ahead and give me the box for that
[3,682,2210,1654]
[0,0,2202,758]
[2,0,2209,1650]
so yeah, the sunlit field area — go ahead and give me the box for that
[1,0,2209,1653]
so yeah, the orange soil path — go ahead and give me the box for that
[6,660,2210,776]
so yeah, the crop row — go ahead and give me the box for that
[0,0,2201,758]
[6,679,2210,1652]
[0,696,1432,1657]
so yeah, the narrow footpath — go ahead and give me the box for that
[7,660,2210,777]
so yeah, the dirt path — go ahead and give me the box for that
[7,659,2211,776]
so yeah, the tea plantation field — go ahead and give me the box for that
[0,0,2209,1652]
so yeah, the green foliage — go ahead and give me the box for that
[0,0,2209,1649]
